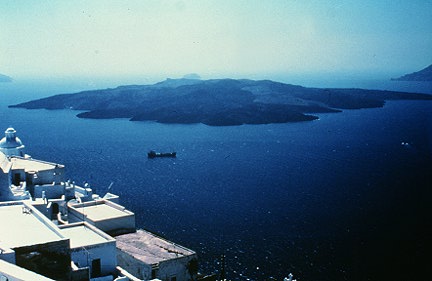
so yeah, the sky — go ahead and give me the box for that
[1,0,432,80]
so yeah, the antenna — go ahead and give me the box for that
[107,181,114,192]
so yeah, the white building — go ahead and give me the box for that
[0,201,138,281]
[60,222,117,279]
[116,229,198,281]
[0,201,71,280]
[0,128,65,202]
[0,127,202,281]
[67,199,136,236]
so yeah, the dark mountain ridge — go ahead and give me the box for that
[9,78,432,126]
[392,64,432,81]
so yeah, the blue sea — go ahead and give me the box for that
[1,77,431,281]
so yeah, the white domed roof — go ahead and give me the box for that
[0,127,25,156]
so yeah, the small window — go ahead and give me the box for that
[171,276,177,281]
[52,203,59,215]
[13,173,21,186]
[91,258,101,278]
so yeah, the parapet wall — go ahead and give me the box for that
[68,199,136,236]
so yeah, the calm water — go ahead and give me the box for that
[1,78,431,280]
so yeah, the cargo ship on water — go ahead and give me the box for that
[0,127,296,281]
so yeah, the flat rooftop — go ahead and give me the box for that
[10,157,63,172]
[60,223,114,249]
[71,201,133,221]
[116,229,196,265]
[0,203,64,248]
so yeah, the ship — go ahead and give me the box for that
[148,150,176,158]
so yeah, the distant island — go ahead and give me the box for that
[0,73,12,82]
[9,78,432,126]
[182,73,201,80]
[392,64,432,81]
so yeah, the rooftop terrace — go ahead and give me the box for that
[68,199,136,235]
[116,229,196,265]
[0,202,65,248]
[60,222,115,249]
[71,201,132,221]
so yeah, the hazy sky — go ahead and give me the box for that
[1,0,432,80]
